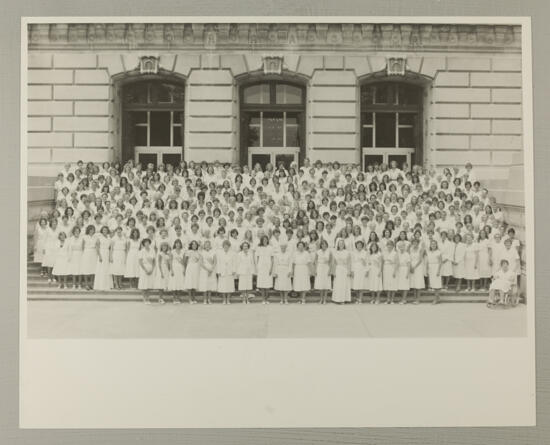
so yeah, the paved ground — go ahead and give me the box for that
[26,298,527,338]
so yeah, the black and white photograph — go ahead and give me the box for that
[19,15,536,429]
[24,18,531,339]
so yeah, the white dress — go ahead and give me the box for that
[183,250,201,290]
[93,236,112,290]
[490,269,516,293]
[255,245,274,289]
[382,250,398,291]
[332,250,351,303]
[409,248,425,289]
[440,240,454,277]
[153,252,171,290]
[464,243,479,280]
[68,236,84,275]
[477,239,492,278]
[33,226,49,263]
[274,251,293,291]
[80,234,98,275]
[124,239,141,278]
[237,251,255,291]
[367,252,383,292]
[52,241,70,276]
[351,250,369,290]
[169,249,186,291]
[292,250,311,292]
[42,227,60,268]
[198,249,218,292]
[452,243,466,279]
[397,252,411,290]
[427,250,442,289]
[314,249,332,290]
[216,250,236,293]
[137,247,156,290]
[110,235,127,275]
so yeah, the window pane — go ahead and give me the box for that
[251,154,271,170]
[150,111,171,146]
[362,112,373,125]
[247,113,260,147]
[173,126,182,147]
[162,153,182,167]
[173,112,182,124]
[243,84,270,104]
[124,83,148,104]
[398,113,416,125]
[361,86,374,106]
[362,127,373,148]
[171,85,185,104]
[375,84,395,104]
[138,153,157,169]
[134,126,147,146]
[152,84,172,103]
[364,155,384,170]
[263,112,284,147]
[286,112,300,147]
[276,84,302,104]
[132,111,147,124]
[398,127,415,148]
[375,113,396,147]
[398,84,421,105]
[275,154,296,170]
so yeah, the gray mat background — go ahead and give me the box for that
[2,0,548,443]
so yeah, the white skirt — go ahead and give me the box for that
[367,266,383,292]
[238,274,253,291]
[198,267,218,292]
[138,266,155,290]
[332,264,351,302]
[124,249,140,278]
[94,254,112,290]
[428,262,442,289]
[351,262,368,290]
[217,274,235,293]
[110,249,126,275]
[383,264,398,291]
[80,248,97,275]
[183,261,200,290]
[293,264,311,292]
[274,265,292,291]
[314,263,332,290]
[409,264,425,289]
[70,250,83,275]
[397,265,410,291]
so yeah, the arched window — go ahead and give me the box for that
[121,79,185,168]
[360,81,423,170]
[240,81,306,169]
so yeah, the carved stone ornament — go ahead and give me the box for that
[262,55,283,75]
[386,56,407,76]
[139,56,159,74]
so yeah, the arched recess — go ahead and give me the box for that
[113,69,187,168]
[236,70,309,169]
[358,70,432,170]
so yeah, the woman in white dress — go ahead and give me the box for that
[331,238,352,304]
[138,238,156,304]
[80,225,97,290]
[124,228,141,289]
[427,240,443,304]
[215,240,236,305]
[169,239,186,303]
[314,239,332,304]
[488,259,517,306]
[274,243,293,304]
[463,233,479,292]
[154,242,172,303]
[198,240,218,304]
[43,218,60,283]
[477,230,492,290]
[109,226,127,290]
[367,243,383,304]
[382,240,399,304]
[255,236,274,304]
[409,238,425,304]
[94,226,112,291]
[34,217,49,274]
[68,226,84,289]
[452,234,466,292]
[183,240,201,304]
[52,231,70,289]
[396,242,411,304]
[350,240,369,304]
[292,241,311,304]
[439,231,454,289]
[236,241,256,304]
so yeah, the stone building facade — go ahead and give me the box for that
[26,22,526,241]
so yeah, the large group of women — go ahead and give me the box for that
[31,158,522,306]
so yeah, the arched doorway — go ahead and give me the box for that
[239,80,306,169]
[360,80,425,170]
[121,78,185,168]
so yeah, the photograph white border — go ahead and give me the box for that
[19,16,535,428]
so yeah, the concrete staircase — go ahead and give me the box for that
[26,260,493,303]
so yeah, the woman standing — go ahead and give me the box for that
[183,240,201,304]
[292,241,311,304]
[331,238,352,304]
[198,240,218,304]
[255,236,274,304]
[109,226,127,290]
[138,238,156,304]
[124,228,141,289]
[80,225,97,290]
[94,226,112,291]
[367,243,383,304]
[313,239,332,304]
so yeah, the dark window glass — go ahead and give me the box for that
[362,112,373,125]
[361,86,375,106]
[134,126,147,146]
[152,84,172,103]
[375,113,396,147]
[276,84,303,104]
[125,84,148,104]
[398,84,421,105]
[133,111,148,124]
[398,113,416,125]
[247,113,261,147]
[362,127,373,148]
[173,111,182,124]
[138,153,157,169]
[364,155,384,168]
[398,127,415,148]
[286,112,300,147]
[263,112,284,147]
[375,83,396,104]
[243,84,270,104]
[162,153,182,167]
[251,154,271,169]
[173,126,182,147]
[275,154,296,170]
[150,111,171,146]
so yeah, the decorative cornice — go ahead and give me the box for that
[28,23,522,52]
